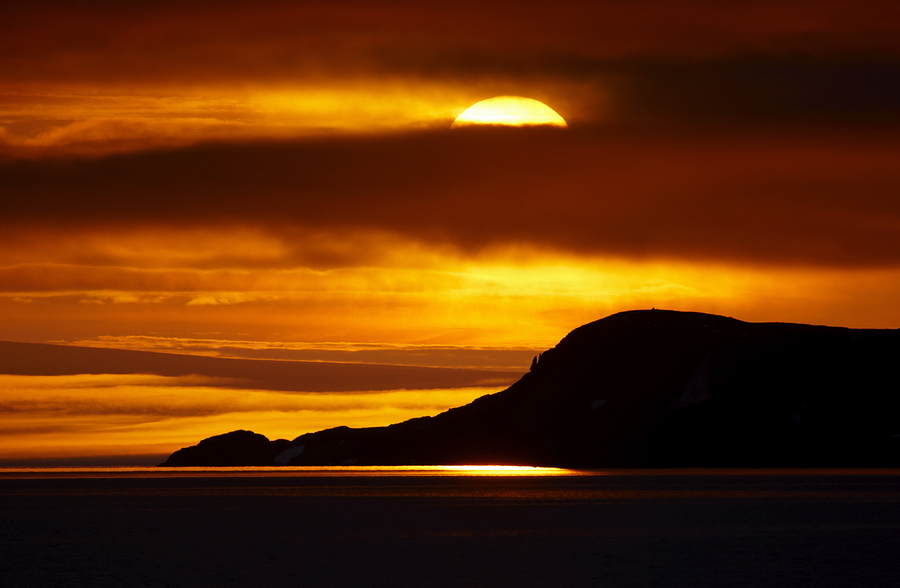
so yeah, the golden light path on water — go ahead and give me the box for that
[5,468,899,502]
[0,465,580,478]
[6,467,900,481]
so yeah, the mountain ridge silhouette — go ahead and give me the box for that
[161,309,900,467]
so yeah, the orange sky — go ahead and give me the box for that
[2,0,900,463]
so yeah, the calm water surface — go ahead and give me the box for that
[3,465,899,497]
[2,468,899,587]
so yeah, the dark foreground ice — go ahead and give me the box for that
[2,470,899,587]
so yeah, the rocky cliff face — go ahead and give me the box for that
[160,310,900,467]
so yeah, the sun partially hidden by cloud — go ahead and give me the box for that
[0,83,592,157]
[451,96,567,128]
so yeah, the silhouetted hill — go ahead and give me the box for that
[163,430,292,467]
[160,310,900,467]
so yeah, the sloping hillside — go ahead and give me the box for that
[162,310,900,467]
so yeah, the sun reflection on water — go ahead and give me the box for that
[0,465,580,479]
[392,465,575,476]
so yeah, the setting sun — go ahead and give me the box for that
[451,96,568,128]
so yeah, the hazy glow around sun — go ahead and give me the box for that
[451,96,567,128]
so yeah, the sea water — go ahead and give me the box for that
[2,468,899,587]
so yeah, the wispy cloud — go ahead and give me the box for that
[0,374,500,459]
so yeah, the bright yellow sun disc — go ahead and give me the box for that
[451,96,567,128]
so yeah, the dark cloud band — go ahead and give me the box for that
[2,128,899,268]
